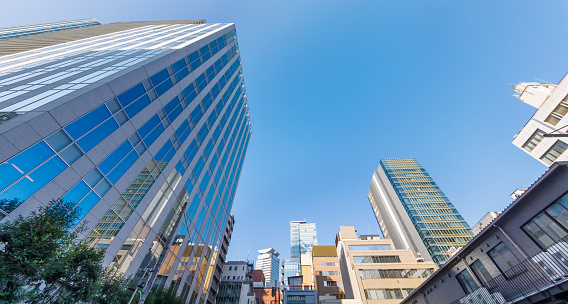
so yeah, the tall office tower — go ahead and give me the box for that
[512,80,568,166]
[0,19,251,304]
[290,221,318,260]
[0,18,101,40]
[256,248,280,285]
[368,159,473,266]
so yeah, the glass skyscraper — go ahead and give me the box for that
[290,221,318,260]
[368,158,472,266]
[0,19,251,304]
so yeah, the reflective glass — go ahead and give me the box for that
[45,130,72,152]
[0,156,67,202]
[150,69,169,86]
[144,122,165,147]
[94,178,111,197]
[155,79,173,96]
[155,140,174,162]
[62,181,90,204]
[59,143,83,165]
[117,83,145,107]
[76,118,119,152]
[65,105,111,140]
[191,107,203,124]
[185,140,199,162]
[106,98,121,114]
[84,169,103,187]
[125,94,151,118]
[107,150,138,184]
[138,115,160,139]
[98,141,133,175]
[73,191,100,226]
[0,141,54,191]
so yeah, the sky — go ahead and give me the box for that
[2,0,568,263]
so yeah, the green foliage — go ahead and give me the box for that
[144,285,184,304]
[0,199,120,303]
[91,269,138,304]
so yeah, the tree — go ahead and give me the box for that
[0,199,105,303]
[144,285,184,304]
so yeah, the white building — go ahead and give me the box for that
[256,248,280,285]
[512,79,568,166]
[216,261,256,304]
[471,211,502,235]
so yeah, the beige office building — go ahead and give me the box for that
[335,227,437,304]
[312,245,346,303]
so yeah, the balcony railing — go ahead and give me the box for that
[285,285,316,291]
[451,238,568,304]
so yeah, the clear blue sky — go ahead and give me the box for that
[3,0,568,263]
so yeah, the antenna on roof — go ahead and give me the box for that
[246,245,250,262]
[534,77,551,84]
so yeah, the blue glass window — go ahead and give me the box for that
[65,105,111,140]
[107,151,138,184]
[182,83,197,103]
[213,126,221,142]
[76,118,119,152]
[204,141,214,159]
[185,140,199,162]
[200,45,211,62]
[165,97,182,122]
[93,178,111,197]
[208,111,218,127]
[155,78,173,96]
[0,156,67,202]
[193,157,205,178]
[198,124,209,143]
[206,66,216,82]
[73,191,100,226]
[124,94,151,118]
[98,141,133,175]
[62,181,90,205]
[138,115,160,140]
[0,141,54,191]
[144,122,165,147]
[191,107,203,124]
[189,51,201,70]
[150,69,170,87]
[117,83,145,107]
[84,169,103,187]
[155,140,174,162]
[172,58,186,73]
[200,171,210,193]
[45,130,72,152]
[202,94,213,111]
[210,153,219,169]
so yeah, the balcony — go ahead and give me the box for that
[451,239,568,304]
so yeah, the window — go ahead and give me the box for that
[469,260,492,285]
[523,213,568,248]
[544,100,568,126]
[320,262,338,267]
[323,281,343,287]
[319,271,341,276]
[364,289,414,300]
[522,129,545,152]
[353,256,401,264]
[540,140,568,165]
[348,244,392,251]
[359,268,434,279]
[229,266,232,271]
[488,243,519,273]
[456,270,478,294]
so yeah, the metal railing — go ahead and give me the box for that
[451,238,568,304]
[284,285,316,291]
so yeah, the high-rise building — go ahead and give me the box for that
[335,226,437,304]
[0,19,251,304]
[256,248,280,285]
[216,261,256,304]
[512,80,568,166]
[0,18,101,40]
[291,221,318,260]
[368,158,473,266]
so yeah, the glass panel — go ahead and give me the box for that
[0,156,67,202]
[106,98,121,114]
[84,169,103,187]
[65,105,111,140]
[534,213,567,243]
[59,143,83,165]
[546,201,568,230]
[76,118,119,152]
[98,140,133,175]
[72,191,100,226]
[0,141,54,191]
[488,243,519,273]
[124,94,151,118]
[107,150,138,184]
[348,245,392,251]
[62,181,90,205]
[94,178,111,197]
[45,130,72,152]
[117,83,145,107]
[470,260,492,285]
[456,270,478,294]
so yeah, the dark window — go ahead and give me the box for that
[523,213,567,248]
[469,260,492,285]
[488,243,519,274]
[456,270,478,294]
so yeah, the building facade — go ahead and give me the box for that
[0,20,251,304]
[368,158,473,266]
[256,248,281,286]
[401,162,568,304]
[281,258,301,287]
[0,18,101,40]
[512,80,568,166]
[216,261,256,304]
[312,245,345,303]
[471,211,501,236]
[291,221,319,260]
[335,227,437,304]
